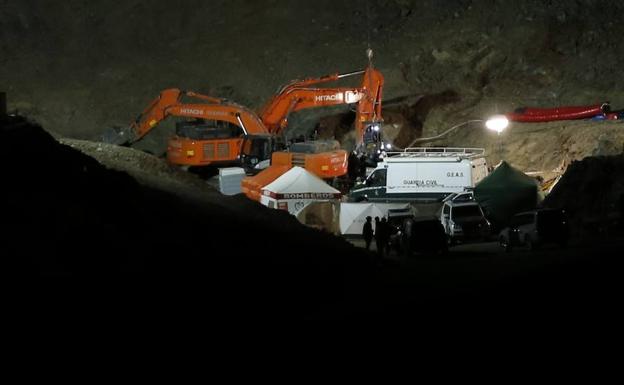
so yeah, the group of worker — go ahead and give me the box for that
[362,215,392,257]
[347,151,369,181]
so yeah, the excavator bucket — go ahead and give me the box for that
[101,126,133,145]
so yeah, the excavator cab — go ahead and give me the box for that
[175,118,242,140]
[240,134,283,173]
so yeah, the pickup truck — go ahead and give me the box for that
[439,200,491,245]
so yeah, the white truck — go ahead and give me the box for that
[348,147,489,203]
[439,199,491,245]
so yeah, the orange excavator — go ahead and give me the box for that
[103,62,383,189]
[241,65,384,200]
[258,66,384,149]
[102,89,277,170]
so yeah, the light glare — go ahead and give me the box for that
[486,115,509,134]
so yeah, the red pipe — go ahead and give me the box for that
[506,103,609,122]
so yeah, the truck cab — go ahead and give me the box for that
[498,208,569,251]
[439,200,491,245]
[349,167,388,202]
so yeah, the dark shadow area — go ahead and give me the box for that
[383,89,461,148]
[314,89,460,149]
[315,110,357,141]
[544,155,624,240]
[2,115,623,326]
[0,115,375,319]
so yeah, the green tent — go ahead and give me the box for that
[474,161,539,227]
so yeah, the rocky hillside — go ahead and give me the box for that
[1,0,623,168]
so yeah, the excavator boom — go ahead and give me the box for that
[103,89,219,145]
[242,65,384,201]
[354,67,384,149]
[259,67,384,144]
[122,88,267,143]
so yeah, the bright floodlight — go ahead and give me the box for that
[385,143,392,150]
[373,124,381,132]
[486,115,509,134]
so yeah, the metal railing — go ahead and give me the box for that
[384,147,486,159]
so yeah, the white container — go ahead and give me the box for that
[218,167,245,195]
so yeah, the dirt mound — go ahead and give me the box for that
[59,138,222,204]
[544,155,624,238]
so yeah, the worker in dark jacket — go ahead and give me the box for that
[362,216,374,250]
[358,154,368,179]
[348,151,360,181]
[375,217,387,257]
[380,217,391,256]
[374,216,384,257]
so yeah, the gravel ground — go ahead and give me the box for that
[59,138,224,204]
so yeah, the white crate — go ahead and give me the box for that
[218,167,245,195]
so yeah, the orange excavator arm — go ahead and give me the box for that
[258,67,384,145]
[354,67,384,148]
[105,88,268,145]
[242,66,384,201]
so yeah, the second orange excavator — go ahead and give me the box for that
[258,65,384,152]
[240,65,384,200]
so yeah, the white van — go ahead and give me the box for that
[348,147,489,202]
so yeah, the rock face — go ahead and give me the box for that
[544,154,624,238]
[1,0,623,167]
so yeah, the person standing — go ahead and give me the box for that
[401,218,414,258]
[362,216,374,250]
[0,92,6,117]
[348,151,361,181]
[380,217,391,256]
[374,216,383,256]
[358,154,368,179]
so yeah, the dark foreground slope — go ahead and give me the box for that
[2,115,623,324]
[0,115,376,318]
